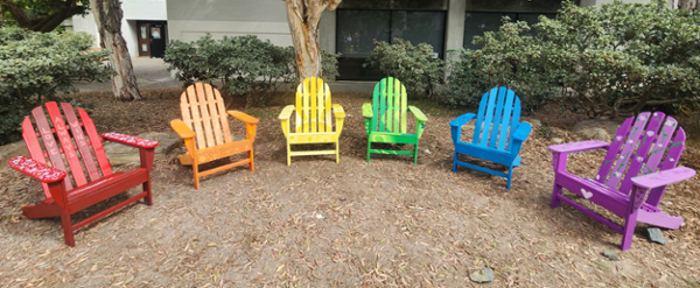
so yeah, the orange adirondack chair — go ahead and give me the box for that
[170,83,259,189]
[8,102,158,247]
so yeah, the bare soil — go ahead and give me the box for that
[1,90,699,287]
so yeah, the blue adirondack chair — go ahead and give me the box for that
[450,87,532,189]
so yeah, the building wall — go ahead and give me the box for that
[70,0,167,58]
[166,0,292,46]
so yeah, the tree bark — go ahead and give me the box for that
[678,0,699,11]
[0,0,85,32]
[90,0,141,100]
[285,0,341,81]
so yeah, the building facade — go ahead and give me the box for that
[74,0,657,79]
[71,0,168,58]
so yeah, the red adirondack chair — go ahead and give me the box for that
[8,102,159,247]
[549,112,695,250]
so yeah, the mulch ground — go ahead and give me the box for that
[0,89,699,287]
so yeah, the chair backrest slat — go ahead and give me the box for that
[385,78,394,132]
[310,78,318,133]
[606,112,651,188]
[194,84,216,148]
[370,77,408,134]
[180,83,232,149]
[507,96,522,152]
[214,88,232,143]
[473,87,521,152]
[22,102,113,195]
[378,80,387,132]
[597,112,685,194]
[617,112,665,193]
[317,82,325,133]
[499,90,516,151]
[489,89,506,148]
[45,102,87,188]
[647,128,685,206]
[183,85,206,149]
[61,103,101,182]
[478,88,498,147]
[204,84,225,146]
[21,119,51,199]
[295,77,333,133]
[78,108,112,177]
[597,117,633,183]
[31,105,74,191]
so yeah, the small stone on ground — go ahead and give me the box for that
[602,250,619,261]
[469,267,494,283]
[647,228,667,245]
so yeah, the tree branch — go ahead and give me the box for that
[0,1,32,26]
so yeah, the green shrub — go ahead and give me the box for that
[0,27,113,145]
[444,19,557,111]
[164,35,292,96]
[364,38,444,96]
[164,34,340,105]
[535,0,700,118]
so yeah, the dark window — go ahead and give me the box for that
[336,9,446,80]
[463,12,555,50]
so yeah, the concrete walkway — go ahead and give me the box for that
[75,56,375,94]
[75,57,181,93]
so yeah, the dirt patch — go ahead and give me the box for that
[0,90,699,287]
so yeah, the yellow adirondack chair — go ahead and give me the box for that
[279,77,345,165]
[170,83,259,189]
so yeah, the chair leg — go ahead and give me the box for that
[453,152,458,172]
[621,211,639,251]
[335,141,340,163]
[60,210,75,247]
[143,180,153,206]
[193,162,200,190]
[366,140,371,163]
[286,142,291,166]
[249,149,255,171]
[413,144,419,164]
[551,183,563,209]
[506,165,514,190]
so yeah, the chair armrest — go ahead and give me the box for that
[632,167,696,190]
[333,104,346,136]
[408,106,427,123]
[170,119,195,139]
[279,105,295,120]
[228,110,259,125]
[512,122,532,142]
[449,113,476,128]
[102,133,159,149]
[8,156,66,183]
[549,141,609,154]
[333,104,346,118]
[362,103,373,119]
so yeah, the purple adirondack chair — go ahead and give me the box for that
[549,112,696,250]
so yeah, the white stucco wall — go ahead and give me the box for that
[166,0,292,46]
[70,0,167,57]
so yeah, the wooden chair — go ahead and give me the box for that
[450,87,532,189]
[362,77,428,163]
[8,102,158,247]
[171,83,258,189]
[550,112,695,250]
[279,77,345,165]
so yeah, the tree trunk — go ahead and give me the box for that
[678,0,699,10]
[90,0,141,100]
[285,0,342,81]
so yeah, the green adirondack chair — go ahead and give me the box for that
[362,77,428,163]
